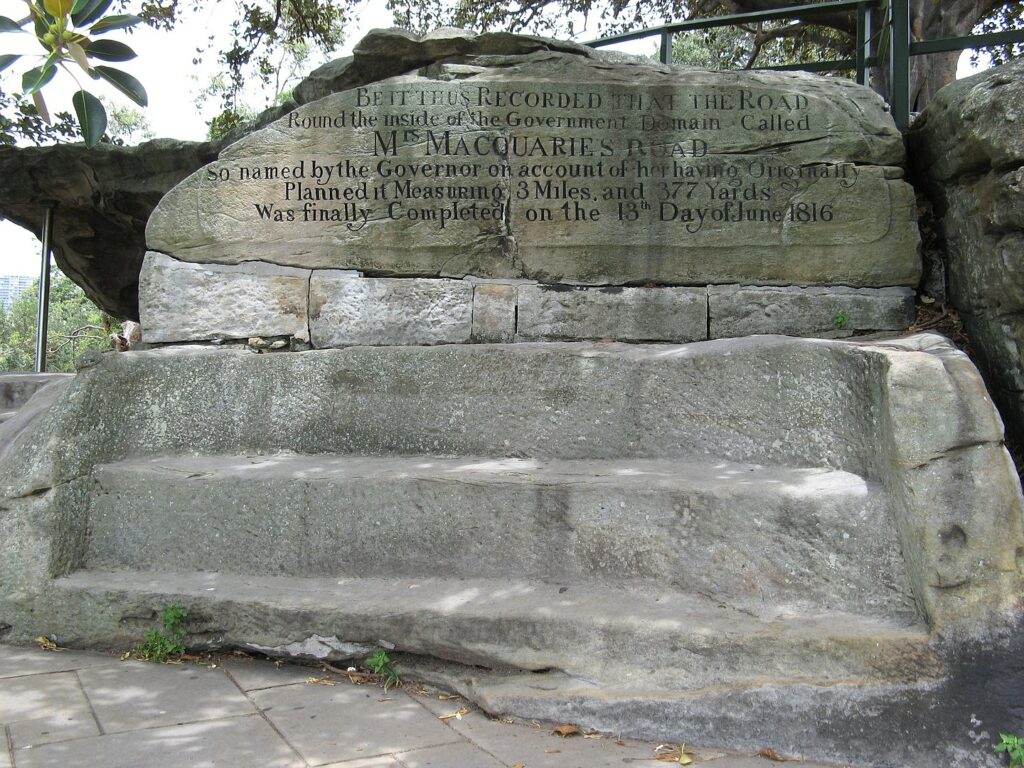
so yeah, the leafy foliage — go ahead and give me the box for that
[0,268,116,372]
[995,733,1024,767]
[132,605,188,662]
[0,0,147,145]
[365,649,401,691]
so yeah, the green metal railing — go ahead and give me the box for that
[586,0,1024,131]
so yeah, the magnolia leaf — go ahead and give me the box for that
[70,0,92,13]
[92,65,146,106]
[0,15,24,31]
[88,13,141,34]
[71,0,111,27]
[0,53,20,72]
[32,89,50,123]
[67,39,89,72]
[72,88,106,146]
[755,747,786,762]
[21,64,56,96]
[84,38,135,61]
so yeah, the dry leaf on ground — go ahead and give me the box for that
[34,636,63,652]
[756,747,787,761]
[553,724,582,737]
[655,743,694,765]
[439,707,470,721]
[306,676,337,686]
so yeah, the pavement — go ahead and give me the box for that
[0,643,844,768]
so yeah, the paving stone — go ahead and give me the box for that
[415,697,655,768]
[319,757,397,768]
[77,662,256,733]
[12,714,302,768]
[1,734,10,768]
[221,658,318,692]
[0,646,119,678]
[251,683,459,765]
[0,672,98,749]
[395,740,507,768]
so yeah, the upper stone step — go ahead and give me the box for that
[81,453,916,622]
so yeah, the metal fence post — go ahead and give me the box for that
[890,0,910,130]
[34,203,55,374]
[660,31,672,64]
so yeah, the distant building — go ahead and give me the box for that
[0,275,35,311]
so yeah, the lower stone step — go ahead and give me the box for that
[53,569,937,694]
[81,453,916,621]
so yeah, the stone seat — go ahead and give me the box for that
[82,453,914,623]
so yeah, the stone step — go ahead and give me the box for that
[53,569,937,694]
[81,453,917,622]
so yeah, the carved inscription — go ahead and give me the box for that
[203,82,864,239]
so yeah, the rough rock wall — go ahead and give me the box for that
[909,59,1024,444]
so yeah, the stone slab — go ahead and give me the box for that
[309,275,473,346]
[82,454,913,621]
[1,672,99,749]
[516,285,707,342]
[0,374,72,411]
[77,662,256,733]
[0,646,120,678]
[222,659,319,692]
[471,283,516,342]
[708,284,915,338]
[147,30,919,288]
[139,251,311,343]
[12,715,303,768]
[394,741,506,768]
[250,683,458,765]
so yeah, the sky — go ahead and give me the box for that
[0,2,994,277]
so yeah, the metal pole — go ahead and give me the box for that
[855,2,867,85]
[34,204,55,373]
[890,0,910,130]
[660,31,672,64]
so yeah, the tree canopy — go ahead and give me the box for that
[1,0,1022,145]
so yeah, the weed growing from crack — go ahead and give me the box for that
[132,606,188,662]
[366,649,401,691]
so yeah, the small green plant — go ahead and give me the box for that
[365,649,401,691]
[132,605,188,663]
[832,310,850,330]
[995,733,1024,766]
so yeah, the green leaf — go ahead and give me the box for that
[72,89,106,146]
[84,38,136,61]
[92,65,147,106]
[0,15,25,31]
[88,13,141,34]
[0,54,20,72]
[21,64,56,96]
[70,0,92,13]
[71,0,111,27]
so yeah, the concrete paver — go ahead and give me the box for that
[0,644,851,768]
[0,648,119,679]
[77,660,257,733]
[0,673,99,749]
[251,682,460,765]
[395,740,508,768]
[12,715,303,768]
[222,657,316,692]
